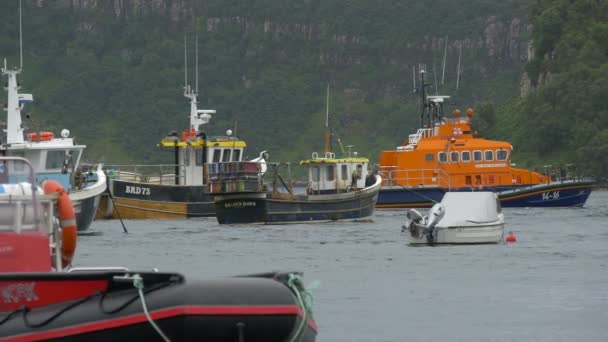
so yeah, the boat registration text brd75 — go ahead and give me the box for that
[125,186,151,196]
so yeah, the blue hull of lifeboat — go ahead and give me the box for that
[377,180,595,208]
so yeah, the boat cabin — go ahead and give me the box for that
[2,133,84,191]
[160,128,246,186]
[300,152,370,194]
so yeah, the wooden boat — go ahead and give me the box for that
[210,85,381,224]
[377,66,595,208]
[1,8,105,231]
[209,154,382,224]
[97,37,258,220]
[0,157,317,342]
[403,191,505,245]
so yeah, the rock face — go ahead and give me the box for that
[33,0,528,64]
[34,0,193,22]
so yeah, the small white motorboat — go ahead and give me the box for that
[403,191,505,245]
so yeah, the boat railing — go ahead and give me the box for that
[407,128,433,146]
[205,161,265,194]
[104,164,187,185]
[378,166,452,189]
[534,164,589,183]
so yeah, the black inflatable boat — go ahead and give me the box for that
[0,270,317,341]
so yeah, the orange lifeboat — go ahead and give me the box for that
[42,180,77,268]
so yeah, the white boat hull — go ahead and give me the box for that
[408,222,504,245]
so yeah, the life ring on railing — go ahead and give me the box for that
[27,131,55,141]
[42,180,77,268]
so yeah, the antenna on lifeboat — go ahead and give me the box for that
[441,35,448,86]
[456,41,462,90]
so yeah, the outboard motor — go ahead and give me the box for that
[425,203,446,244]
[403,209,425,236]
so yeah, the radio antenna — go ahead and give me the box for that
[19,0,23,70]
[184,35,188,93]
[433,63,438,95]
[412,65,416,92]
[441,35,448,85]
[456,41,462,89]
[195,33,199,94]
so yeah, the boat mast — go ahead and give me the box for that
[323,83,331,155]
[3,0,27,145]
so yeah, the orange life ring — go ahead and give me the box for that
[43,180,77,268]
[27,131,55,141]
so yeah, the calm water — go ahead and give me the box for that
[77,191,608,342]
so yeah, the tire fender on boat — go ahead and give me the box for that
[43,180,77,268]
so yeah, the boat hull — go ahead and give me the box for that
[97,179,214,219]
[68,166,107,231]
[0,271,317,341]
[378,180,595,208]
[408,223,505,245]
[214,181,381,224]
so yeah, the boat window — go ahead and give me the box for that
[462,151,471,162]
[327,165,335,181]
[184,149,191,166]
[222,149,232,162]
[233,149,241,161]
[312,166,320,182]
[341,165,348,180]
[425,153,434,162]
[496,149,508,161]
[438,152,447,163]
[46,150,66,169]
[212,149,221,163]
[450,151,459,163]
[10,151,25,171]
[195,150,204,166]
[473,150,483,162]
[484,150,494,161]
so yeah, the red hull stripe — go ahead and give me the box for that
[2,305,318,341]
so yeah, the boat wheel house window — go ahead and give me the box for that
[496,149,508,161]
[232,149,241,161]
[473,150,483,162]
[212,149,221,163]
[484,150,494,161]
[327,165,335,181]
[438,152,447,163]
[425,153,434,162]
[195,150,203,166]
[450,151,459,163]
[341,165,348,180]
[184,149,191,166]
[46,150,66,169]
[222,149,231,162]
[312,166,320,182]
[462,151,471,162]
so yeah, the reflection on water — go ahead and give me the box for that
[78,191,608,342]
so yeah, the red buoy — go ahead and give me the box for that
[505,231,517,243]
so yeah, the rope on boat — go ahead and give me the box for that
[131,274,171,342]
[285,273,318,342]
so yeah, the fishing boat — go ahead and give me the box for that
[97,37,256,220]
[377,66,595,209]
[403,191,505,245]
[1,3,105,231]
[210,85,382,224]
[0,157,318,342]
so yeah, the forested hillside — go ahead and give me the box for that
[488,0,607,180]
[9,0,604,179]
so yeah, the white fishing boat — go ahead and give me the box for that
[403,191,505,244]
[0,2,106,231]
